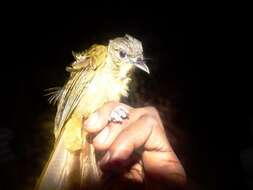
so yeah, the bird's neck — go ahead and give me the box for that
[104,56,133,98]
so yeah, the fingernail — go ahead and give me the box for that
[110,150,119,161]
[84,112,98,128]
[93,127,110,144]
[99,151,111,166]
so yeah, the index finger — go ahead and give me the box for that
[82,101,132,133]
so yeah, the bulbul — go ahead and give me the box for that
[35,34,149,190]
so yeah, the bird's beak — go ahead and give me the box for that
[134,58,150,74]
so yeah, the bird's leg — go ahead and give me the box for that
[109,106,129,123]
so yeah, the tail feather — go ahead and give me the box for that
[35,127,102,190]
[35,126,70,190]
[80,142,101,189]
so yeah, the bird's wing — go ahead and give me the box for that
[54,45,108,138]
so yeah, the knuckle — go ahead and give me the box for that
[110,143,133,158]
[145,106,159,116]
[141,114,158,126]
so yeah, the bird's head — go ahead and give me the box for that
[108,34,149,77]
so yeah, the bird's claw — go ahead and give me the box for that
[109,106,129,123]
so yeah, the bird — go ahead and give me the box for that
[35,34,149,190]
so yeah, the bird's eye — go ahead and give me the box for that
[119,51,127,58]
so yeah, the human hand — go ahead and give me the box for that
[83,101,187,189]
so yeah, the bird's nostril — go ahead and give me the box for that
[137,57,144,64]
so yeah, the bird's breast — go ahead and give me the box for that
[62,62,131,152]
[74,68,130,120]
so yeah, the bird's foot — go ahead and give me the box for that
[109,106,129,123]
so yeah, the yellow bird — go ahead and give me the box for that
[35,34,149,190]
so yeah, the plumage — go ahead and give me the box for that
[35,34,149,190]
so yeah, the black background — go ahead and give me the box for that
[0,6,243,190]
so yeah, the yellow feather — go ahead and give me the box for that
[35,35,146,190]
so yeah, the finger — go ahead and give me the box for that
[92,106,163,149]
[128,106,164,128]
[124,161,144,183]
[100,113,186,187]
[92,122,125,151]
[99,114,169,167]
[92,109,143,151]
[82,101,132,133]
[91,114,140,151]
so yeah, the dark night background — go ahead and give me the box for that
[0,7,245,190]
